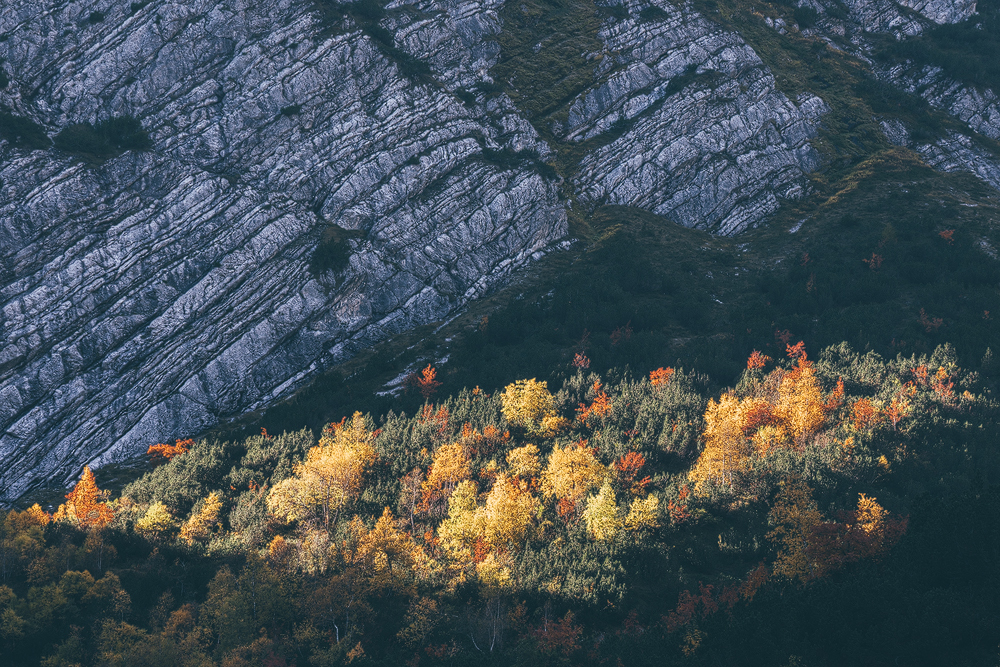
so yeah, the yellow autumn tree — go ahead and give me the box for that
[267,412,376,530]
[136,502,177,540]
[852,493,893,560]
[20,504,52,528]
[437,475,538,561]
[583,482,621,541]
[688,393,750,490]
[541,441,606,504]
[583,483,659,541]
[477,474,539,551]
[436,480,481,559]
[690,345,837,493]
[767,478,823,583]
[624,495,659,531]
[420,442,472,516]
[774,358,826,445]
[475,552,514,594]
[506,444,542,484]
[501,379,557,435]
[355,508,418,590]
[179,492,222,544]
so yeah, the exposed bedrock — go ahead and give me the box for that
[0,0,565,501]
[0,0,840,499]
[800,0,1000,192]
[568,0,827,235]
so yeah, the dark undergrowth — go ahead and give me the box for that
[53,116,151,163]
[0,113,51,150]
[879,0,1000,95]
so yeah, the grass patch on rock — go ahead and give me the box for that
[492,0,606,127]
[53,116,151,162]
[309,224,365,276]
[0,113,51,150]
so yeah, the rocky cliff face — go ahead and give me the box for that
[0,0,840,500]
[801,0,1000,195]
[6,0,997,501]
[896,0,977,25]
[569,0,827,235]
[807,0,976,36]
[0,0,569,501]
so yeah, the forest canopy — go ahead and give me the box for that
[1,342,998,666]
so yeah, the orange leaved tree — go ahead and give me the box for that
[54,466,114,529]
[147,438,193,467]
[410,364,442,400]
[770,479,908,584]
[650,367,674,387]
[690,344,839,492]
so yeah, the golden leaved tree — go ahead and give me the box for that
[420,442,472,517]
[500,379,563,435]
[541,441,606,505]
[688,393,749,490]
[506,444,542,486]
[769,479,907,584]
[582,482,660,541]
[136,501,177,540]
[179,492,222,544]
[267,412,376,530]
[437,475,539,561]
[355,508,419,589]
[690,345,838,492]
[774,356,827,445]
[582,482,620,541]
[477,474,539,552]
[436,480,480,559]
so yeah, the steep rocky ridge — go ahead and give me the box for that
[761,0,1000,202]
[0,0,566,501]
[6,0,999,502]
[489,0,829,234]
[801,0,976,36]
[567,0,827,235]
[896,0,978,24]
[0,0,844,501]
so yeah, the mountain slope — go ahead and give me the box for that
[3,0,1000,501]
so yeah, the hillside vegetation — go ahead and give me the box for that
[206,149,999,446]
[5,0,1000,664]
[2,338,998,665]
